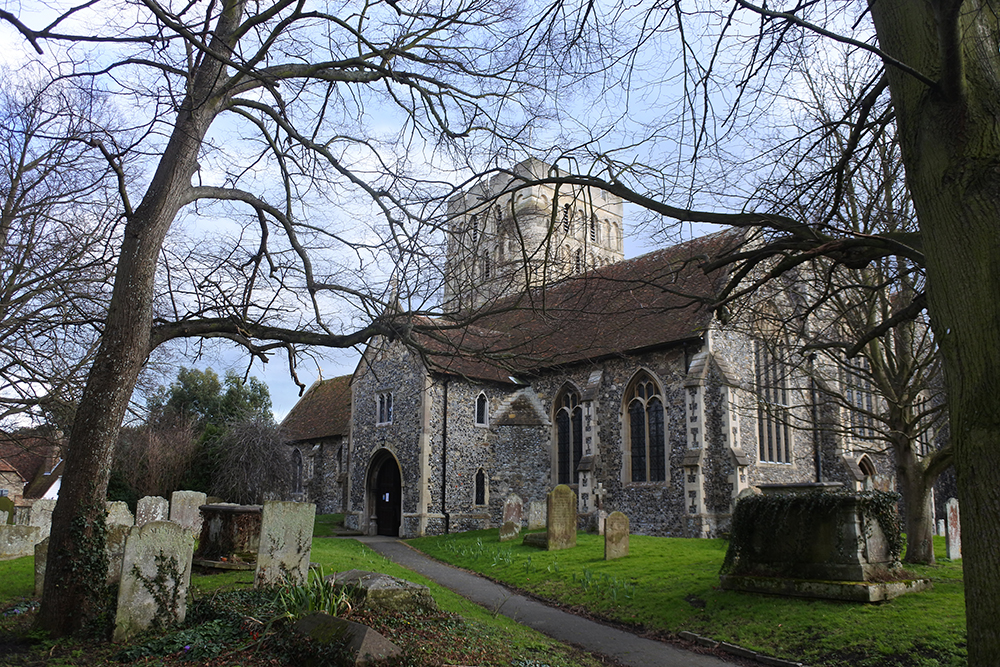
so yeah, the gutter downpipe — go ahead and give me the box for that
[442,378,450,534]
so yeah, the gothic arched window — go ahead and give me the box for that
[475,393,488,426]
[755,341,792,463]
[292,449,304,494]
[625,373,666,482]
[554,386,584,485]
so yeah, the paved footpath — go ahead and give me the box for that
[356,536,738,667]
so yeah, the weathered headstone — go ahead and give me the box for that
[329,570,437,613]
[113,521,194,643]
[499,494,523,542]
[527,500,546,530]
[546,484,576,551]
[937,518,945,537]
[106,501,135,528]
[170,490,207,533]
[0,495,14,525]
[254,501,316,587]
[945,497,961,560]
[136,496,169,527]
[604,511,629,560]
[27,499,56,541]
[34,537,49,596]
[106,523,132,584]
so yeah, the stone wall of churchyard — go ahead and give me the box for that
[346,339,429,532]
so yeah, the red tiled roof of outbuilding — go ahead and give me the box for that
[279,375,352,442]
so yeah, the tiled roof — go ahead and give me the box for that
[0,434,62,489]
[280,375,352,442]
[415,229,741,382]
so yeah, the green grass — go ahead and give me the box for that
[0,556,33,601]
[312,513,345,537]
[408,530,967,667]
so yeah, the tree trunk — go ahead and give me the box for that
[870,1,1000,662]
[35,1,239,636]
[897,448,936,564]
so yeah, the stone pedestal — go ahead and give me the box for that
[193,504,262,569]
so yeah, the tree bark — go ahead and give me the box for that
[896,446,936,564]
[36,0,241,636]
[870,0,1000,662]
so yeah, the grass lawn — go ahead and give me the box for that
[408,530,967,667]
[0,533,611,667]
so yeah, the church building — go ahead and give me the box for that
[281,159,889,538]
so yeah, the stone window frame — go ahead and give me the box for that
[475,392,489,427]
[474,468,487,505]
[621,370,668,484]
[377,390,394,425]
[842,357,878,453]
[553,383,584,486]
[754,341,793,464]
[292,448,304,494]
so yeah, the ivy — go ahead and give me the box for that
[721,489,902,575]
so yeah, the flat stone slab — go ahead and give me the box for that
[293,612,402,666]
[522,532,548,549]
[329,569,437,613]
[720,574,933,602]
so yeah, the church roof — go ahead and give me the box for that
[280,375,352,442]
[420,229,741,382]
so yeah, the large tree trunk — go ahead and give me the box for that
[870,1,1000,662]
[36,2,239,636]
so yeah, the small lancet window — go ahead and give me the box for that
[475,393,488,426]
[475,468,486,505]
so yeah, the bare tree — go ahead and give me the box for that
[0,74,120,433]
[7,0,544,635]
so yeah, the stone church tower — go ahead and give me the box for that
[443,159,624,311]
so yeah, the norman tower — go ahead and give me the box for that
[443,159,624,311]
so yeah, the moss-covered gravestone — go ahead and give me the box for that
[499,493,523,542]
[113,521,195,642]
[547,484,576,551]
[254,501,316,587]
[604,511,629,560]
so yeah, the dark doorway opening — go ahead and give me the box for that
[372,454,402,536]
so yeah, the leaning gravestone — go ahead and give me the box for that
[604,511,629,560]
[34,537,49,596]
[527,500,546,530]
[170,491,207,533]
[136,496,169,527]
[294,612,403,666]
[945,497,961,560]
[255,501,316,587]
[499,494,523,542]
[113,521,195,643]
[547,484,576,551]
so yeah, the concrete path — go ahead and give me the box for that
[356,536,738,667]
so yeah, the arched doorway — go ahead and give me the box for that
[368,451,402,536]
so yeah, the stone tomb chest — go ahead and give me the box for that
[192,504,262,570]
[720,485,930,602]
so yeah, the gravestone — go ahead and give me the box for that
[604,511,629,560]
[499,494,523,542]
[0,495,15,524]
[27,499,57,541]
[937,519,945,537]
[527,501,546,530]
[945,497,961,560]
[546,484,576,551]
[34,537,49,596]
[294,612,403,666]
[113,521,195,643]
[194,504,262,569]
[329,570,437,613]
[106,523,132,584]
[170,491,207,533]
[106,501,135,528]
[255,501,316,587]
[136,496,169,527]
